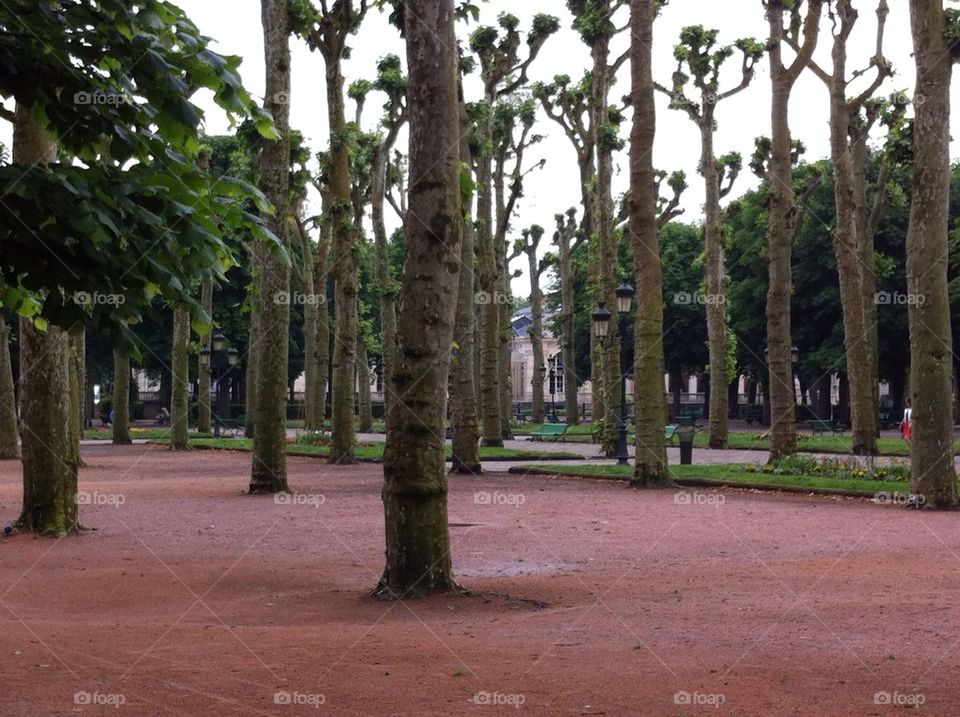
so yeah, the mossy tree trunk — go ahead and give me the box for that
[449,86,481,474]
[0,314,20,458]
[249,0,291,493]
[170,307,190,450]
[197,280,213,434]
[629,0,670,487]
[906,0,956,509]
[556,210,584,425]
[112,350,132,445]
[13,102,78,535]
[377,0,460,598]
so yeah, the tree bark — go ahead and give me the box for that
[197,280,213,434]
[557,212,581,425]
[67,328,84,468]
[700,113,730,448]
[112,350,132,444]
[170,307,190,450]
[906,0,956,508]
[528,242,546,425]
[14,102,78,535]
[630,0,670,487]
[250,0,291,492]
[377,0,460,598]
[244,279,261,438]
[326,47,359,464]
[765,0,822,460]
[449,87,481,474]
[476,133,503,447]
[0,314,20,458]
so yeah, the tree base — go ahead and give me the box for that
[481,439,503,448]
[449,460,482,475]
[371,574,464,601]
[708,437,728,450]
[247,480,289,495]
[328,453,357,466]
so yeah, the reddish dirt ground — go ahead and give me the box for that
[2,444,960,716]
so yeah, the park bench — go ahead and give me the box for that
[665,424,679,445]
[739,404,763,425]
[514,410,530,423]
[806,418,843,435]
[214,416,245,437]
[528,424,568,442]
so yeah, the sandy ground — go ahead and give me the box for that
[2,443,959,716]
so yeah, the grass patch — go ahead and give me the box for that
[180,438,582,462]
[511,462,914,495]
[85,427,214,440]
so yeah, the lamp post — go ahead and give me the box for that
[199,332,239,437]
[593,286,634,466]
[548,356,559,423]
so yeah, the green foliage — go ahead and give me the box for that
[0,0,280,343]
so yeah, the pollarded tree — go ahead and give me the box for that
[292,0,371,463]
[170,307,190,450]
[377,0,462,598]
[629,0,669,487]
[656,25,763,449]
[112,350,131,445]
[553,209,586,425]
[763,0,824,460]
[515,225,553,424]
[904,0,958,508]
[791,0,892,455]
[469,12,560,447]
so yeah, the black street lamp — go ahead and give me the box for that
[547,355,559,423]
[200,332,239,437]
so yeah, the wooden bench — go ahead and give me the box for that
[528,424,568,442]
[665,424,679,445]
[807,419,843,435]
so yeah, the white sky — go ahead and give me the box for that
[24,2,960,297]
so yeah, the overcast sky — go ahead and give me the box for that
[51,2,960,295]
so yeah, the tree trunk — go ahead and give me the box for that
[558,214,581,425]
[630,0,670,487]
[377,0,460,598]
[765,3,808,460]
[327,52,359,464]
[67,329,84,468]
[197,280,212,434]
[476,133,502,447]
[494,177,514,441]
[449,88,481,474]
[14,102,78,535]
[357,342,373,432]
[250,0,291,492]
[700,114,730,448]
[112,351,132,444]
[906,0,956,508]
[0,314,20,458]
[593,27,621,457]
[372,128,400,432]
[529,249,546,426]
[244,281,261,438]
[170,307,190,450]
[827,13,877,455]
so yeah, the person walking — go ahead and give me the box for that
[901,398,913,443]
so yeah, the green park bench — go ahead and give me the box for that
[806,418,843,435]
[739,404,763,425]
[215,415,245,437]
[528,424,568,442]
[665,424,679,445]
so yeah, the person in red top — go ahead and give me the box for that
[900,398,913,443]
